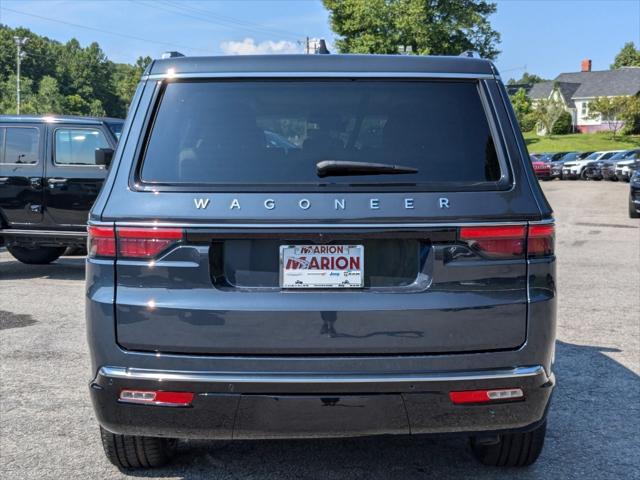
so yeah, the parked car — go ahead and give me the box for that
[86,54,556,469]
[531,155,552,180]
[0,115,123,263]
[563,150,622,180]
[548,152,579,180]
[616,159,639,182]
[583,151,620,180]
[602,149,640,181]
[630,170,640,218]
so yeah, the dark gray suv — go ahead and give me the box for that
[86,54,556,469]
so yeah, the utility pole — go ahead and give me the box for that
[14,36,28,115]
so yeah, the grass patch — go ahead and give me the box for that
[523,131,640,153]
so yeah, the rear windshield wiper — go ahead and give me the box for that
[316,160,418,178]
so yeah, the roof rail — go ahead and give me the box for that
[161,51,185,59]
[460,50,481,58]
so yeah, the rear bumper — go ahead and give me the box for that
[91,365,554,440]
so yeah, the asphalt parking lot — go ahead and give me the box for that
[1,181,639,480]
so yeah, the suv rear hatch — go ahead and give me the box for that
[98,77,547,356]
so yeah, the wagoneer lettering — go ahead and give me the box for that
[86,54,556,469]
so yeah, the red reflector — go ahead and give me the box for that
[528,224,555,257]
[87,226,116,258]
[117,227,183,258]
[449,388,524,404]
[459,226,526,258]
[119,389,193,406]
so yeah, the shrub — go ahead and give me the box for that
[551,111,573,135]
[520,112,537,132]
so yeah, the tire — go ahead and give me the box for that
[99,427,177,469]
[630,198,640,218]
[580,169,589,180]
[7,245,66,265]
[470,420,547,467]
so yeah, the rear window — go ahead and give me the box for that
[139,80,506,190]
[1,127,39,164]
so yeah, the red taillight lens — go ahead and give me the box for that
[119,389,193,406]
[459,224,555,259]
[88,226,116,258]
[117,227,183,259]
[449,388,524,404]
[459,225,526,258]
[528,224,555,257]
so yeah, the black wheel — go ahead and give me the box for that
[470,421,547,467]
[99,426,177,469]
[630,198,640,218]
[580,169,589,180]
[7,245,66,265]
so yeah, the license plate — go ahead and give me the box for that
[280,245,364,289]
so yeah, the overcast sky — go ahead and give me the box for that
[1,0,639,80]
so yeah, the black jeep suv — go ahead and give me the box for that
[86,54,556,469]
[0,115,122,264]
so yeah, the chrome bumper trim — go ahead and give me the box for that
[0,229,86,237]
[99,365,545,384]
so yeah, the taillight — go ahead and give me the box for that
[459,224,555,259]
[449,388,524,405]
[119,389,193,407]
[459,225,526,258]
[88,226,116,258]
[87,225,183,259]
[528,224,555,258]
[117,227,183,259]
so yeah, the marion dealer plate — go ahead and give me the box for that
[280,245,364,289]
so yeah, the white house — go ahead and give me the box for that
[528,60,640,133]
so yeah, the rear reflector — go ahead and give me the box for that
[449,388,524,404]
[87,226,116,258]
[459,225,526,258]
[117,227,184,259]
[119,390,193,406]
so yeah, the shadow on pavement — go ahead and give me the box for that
[0,255,85,281]
[117,341,640,480]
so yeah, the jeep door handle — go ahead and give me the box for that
[48,178,68,186]
[0,177,8,184]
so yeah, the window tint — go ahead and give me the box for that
[2,127,39,164]
[140,80,504,190]
[55,128,109,165]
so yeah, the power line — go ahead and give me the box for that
[160,0,306,40]
[133,0,304,42]
[1,6,210,54]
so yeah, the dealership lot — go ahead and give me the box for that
[1,181,638,480]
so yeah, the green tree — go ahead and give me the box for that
[0,24,149,117]
[323,0,500,59]
[113,56,152,113]
[611,42,640,69]
[507,72,548,85]
[588,96,634,138]
[510,88,531,126]
[532,94,564,137]
[33,75,64,114]
[551,110,572,135]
